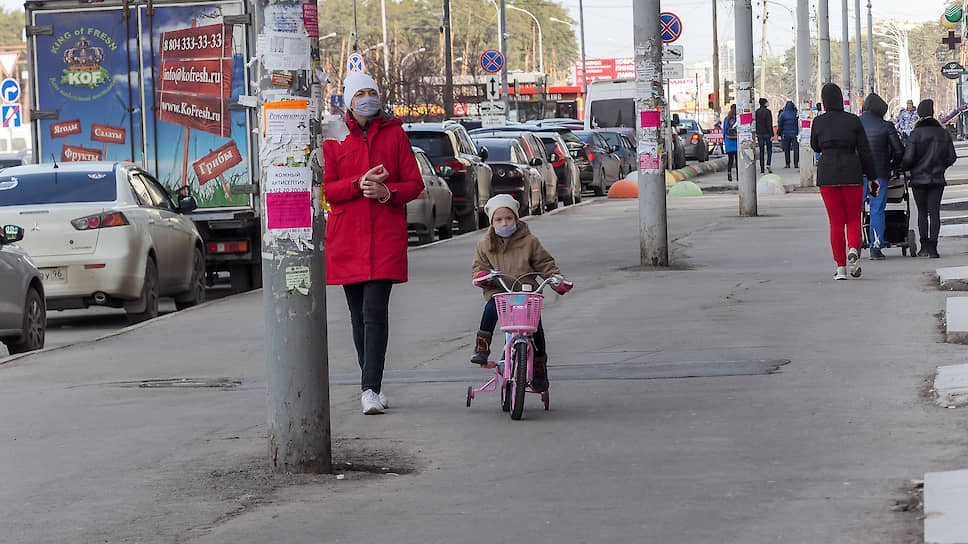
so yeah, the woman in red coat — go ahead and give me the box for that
[323,71,423,414]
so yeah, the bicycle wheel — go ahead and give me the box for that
[510,343,528,420]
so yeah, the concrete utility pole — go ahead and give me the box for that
[797,0,814,187]
[841,0,850,111]
[579,0,588,110]
[736,0,758,217]
[819,0,832,85]
[760,0,769,99]
[443,0,454,118]
[854,0,863,105]
[500,0,509,121]
[381,0,390,78]
[633,0,668,266]
[254,0,331,472]
[866,0,875,93]
[713,0,721,118]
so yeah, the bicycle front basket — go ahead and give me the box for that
[493,292,544,332]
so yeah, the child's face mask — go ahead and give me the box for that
[494,222,517,238]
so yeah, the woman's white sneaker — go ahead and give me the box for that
[361,390,384,414]
[833,266,848,280]
[847,248,861,277]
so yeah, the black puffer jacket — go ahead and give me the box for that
[810,83,877,186]
[859,93,904,180]
[901,117,957,186]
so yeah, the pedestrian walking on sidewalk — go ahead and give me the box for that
[859,93,904,260]
[755,98,774,174]
[901,99,957,259]
[470,194,573,394]
[896,99,918,147]
[322,72,424,414]
[776,100,800,169]
[810,83,878,280]
[723,105,738,181]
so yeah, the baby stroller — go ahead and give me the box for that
[861,173,918,256]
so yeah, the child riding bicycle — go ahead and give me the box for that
[470,194,573,393]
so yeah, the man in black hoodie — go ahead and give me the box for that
[755,98,774,173]
[859,93,904,260]
[901,99,957,258]
[811,83,878,280]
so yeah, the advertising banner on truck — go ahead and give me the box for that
[29,3,252,209]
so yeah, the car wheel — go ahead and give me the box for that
[519,191,531,217]
[535,186,545,215]
[545,182,558,211]
[417,210,435,245]
[174,247,206,310]
[592,170,606,196]
[458,186,479,233]
[437,209,454,239]
[563,184,575,206]
[5,288,45,354]
[127,257,159,324]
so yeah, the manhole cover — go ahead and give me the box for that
[116,377,242,389]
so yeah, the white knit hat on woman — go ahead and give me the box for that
[343,72,379,104]
[484,194,520,222]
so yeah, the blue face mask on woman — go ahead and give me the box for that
[353,96,381,118]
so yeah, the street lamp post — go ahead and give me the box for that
[399,48,427,112]
[507,4,543,74]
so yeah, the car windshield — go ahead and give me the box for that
[0,159,23,168]
[0,170,117,206]
[572,131,596,145]
[475,141,512,161]
[405,132,452,158]
[537,137,558,155]
[678,119,699,131]
[597,132,621,146]
[590,98,634,128]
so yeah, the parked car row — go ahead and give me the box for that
[0,161,207,355]
[402,120,621,242]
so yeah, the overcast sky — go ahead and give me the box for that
[560,0,950,66]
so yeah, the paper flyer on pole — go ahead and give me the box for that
[265,166,313,246]
[264,99,310,144]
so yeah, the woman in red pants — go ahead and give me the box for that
[810,83,878,280]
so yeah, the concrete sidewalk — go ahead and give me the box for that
[4,192,968,543]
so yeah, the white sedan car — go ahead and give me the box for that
[0,161,206,323]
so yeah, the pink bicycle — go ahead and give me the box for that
[466,271,565,420]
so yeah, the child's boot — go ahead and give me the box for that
[532,352,549,393]
[470,330,492,366]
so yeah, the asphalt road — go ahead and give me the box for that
[4,189,968,543]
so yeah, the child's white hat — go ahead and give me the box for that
[484,194,520,221]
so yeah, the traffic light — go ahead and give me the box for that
[708,92,716,110]
[723,80,733,104]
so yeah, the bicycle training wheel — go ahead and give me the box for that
[510,344,528,420]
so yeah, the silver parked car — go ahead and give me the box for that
[0,162,205,324]
[0,224,46,355]
[408,148,454,244]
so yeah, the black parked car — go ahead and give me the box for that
[404,122,493,233]
[469,129,558,212]
[572,130,623,196]
[471,137,545,216]
[593,129,637,177]
[531,131,582,205]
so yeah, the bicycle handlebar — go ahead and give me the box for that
[487,271,558,294]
